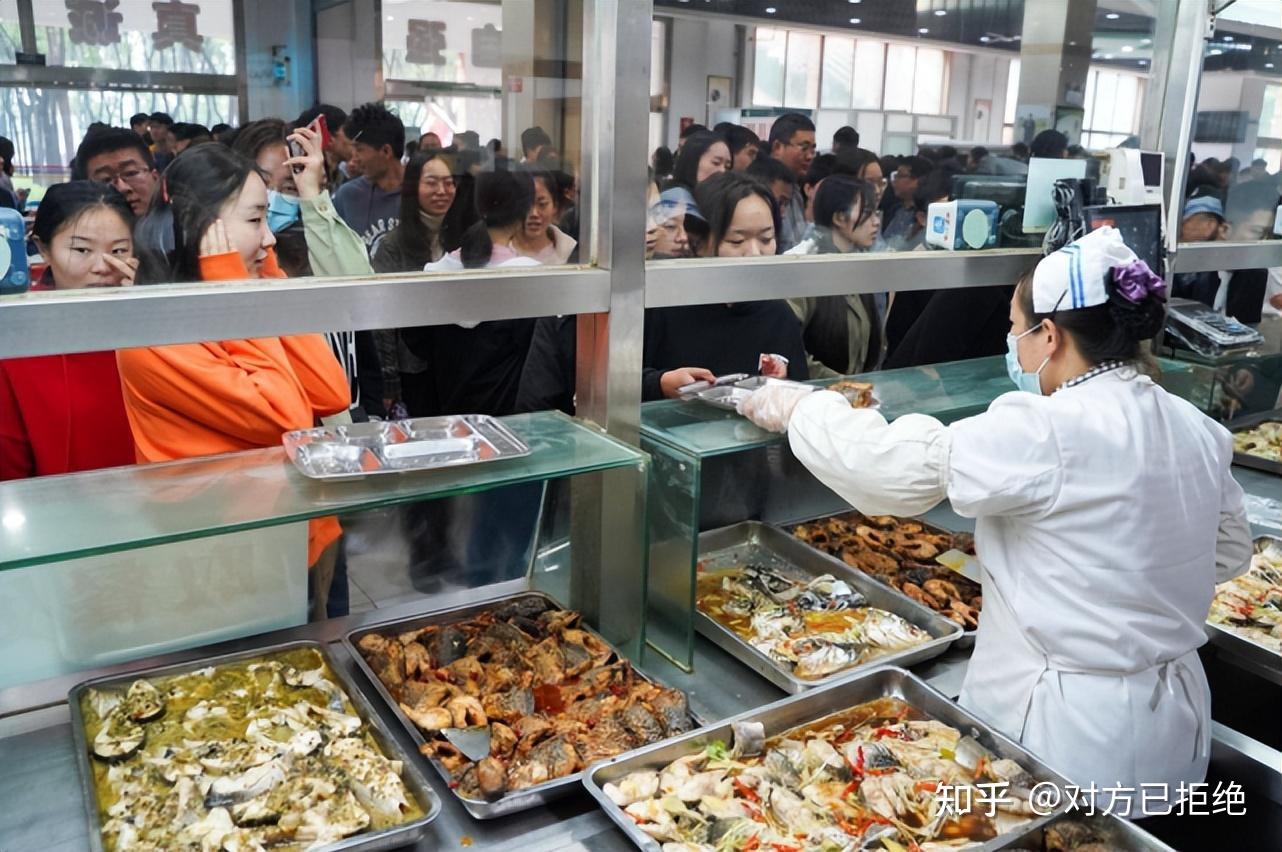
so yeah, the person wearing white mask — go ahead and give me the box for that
[737,226,1253,811]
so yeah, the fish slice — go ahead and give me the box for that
[936,549,983,584]
[442,725,491,762]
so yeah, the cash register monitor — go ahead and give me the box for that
[953,175,1027,211]
[1083,203,1163,276]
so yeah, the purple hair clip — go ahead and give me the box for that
[1111,260,1166,304]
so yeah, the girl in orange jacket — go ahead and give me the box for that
[120,143,350,569]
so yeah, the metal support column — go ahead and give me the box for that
[1140,0,1211,270]
[567,0,653,659]
[15,0,36,57]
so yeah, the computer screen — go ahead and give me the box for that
[1084,204,1164,276]
[1140,151,1162,188]
[953,175,1027,211]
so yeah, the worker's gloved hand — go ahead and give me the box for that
[736,382,814,433]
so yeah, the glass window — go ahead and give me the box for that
[1262,83,1282,139]
[388,94,501,149]
[821,36,854,110]
[851,39,885,110]
[28,0,235,74]
[883,44,916,112]
[0,88,236,186]
[752,26,786,107]
[783,31,821,109]
[381,0,502,88]
[0,0,19,64]
[651,19,666,99]
[911,48,947,115]
[1004,58,1021,126]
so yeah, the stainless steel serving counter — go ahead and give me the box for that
[0,466,1276,851]
[0,577,972,852]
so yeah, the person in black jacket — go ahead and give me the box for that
[642,172,809,400]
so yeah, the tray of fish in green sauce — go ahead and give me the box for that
[69,641,440,852]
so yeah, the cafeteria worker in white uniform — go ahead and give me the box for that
[739,227,1253,804]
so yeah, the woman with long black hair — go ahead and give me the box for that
[665,130,732,192]
[372,149,475,415]
[122,143,350,609]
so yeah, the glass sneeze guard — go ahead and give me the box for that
[0,411,645,570]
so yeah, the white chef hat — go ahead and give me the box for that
[1031,226,1138,314]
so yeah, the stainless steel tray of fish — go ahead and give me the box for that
[68,640,442,852]
[343,590,702,820]
[282,415,531,479]
[696,522,962,694]
[789,509,983,647]
[585,665,1071,852]
[1204,536,1282,679]
[991,811,1176,850]
[1227,409,1282,477]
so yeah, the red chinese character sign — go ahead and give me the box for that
[152,0,204,52]
[406,19,447,66]
[65,0,123,47]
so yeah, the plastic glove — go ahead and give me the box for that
[736,382,814,433]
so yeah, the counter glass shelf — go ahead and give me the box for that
[639,355,1199,669]
[0,411,650,688]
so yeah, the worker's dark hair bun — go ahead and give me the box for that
[1104,276,1166,342]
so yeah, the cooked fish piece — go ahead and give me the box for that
[122,679,165,723]
[205,758,289,808]
[92,709,145,762]
[323,736,411,820]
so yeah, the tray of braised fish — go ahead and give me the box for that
[1228,409,1282,476]
[995,812,1175,850]
[696,522,962,694]
[346,591,699,819]
[585,665,1069,851]
[793,511,984,638]
[1205,537,1282,675]
[69,642,440,852]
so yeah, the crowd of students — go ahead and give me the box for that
[1,105,1279,608]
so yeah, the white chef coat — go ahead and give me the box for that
[788,369,1253,805]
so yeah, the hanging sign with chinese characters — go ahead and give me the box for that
[152,0,204,52]
[65,0,123,47]
[406,19,447,66]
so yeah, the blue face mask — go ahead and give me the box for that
[266,190,301,233]
[1005,323,1050,395]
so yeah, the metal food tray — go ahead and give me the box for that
[344,590,701,820]
[688,376,880,413]
[585,665,1071,852]
[68,640,442,852]
[1228,409,1282,477]
[1204,536,1282,680]
[991,811,1176,850]
[696,522,962,693]
[283,414,531,480]
[789,510,983,647]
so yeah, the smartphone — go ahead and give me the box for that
[288,136,306,174]
[310,114,331,150]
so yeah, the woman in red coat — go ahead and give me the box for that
[0,182,140,479]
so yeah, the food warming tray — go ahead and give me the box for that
[1204,536,1282,679]
[68,641,442,852]
[344,590,702,819]
[789,510,983,647]
[991,811,1176,850]
[585,665,1071,852]
[696,522,962,693]
[283,415,531,479]
[1227,408,1282,476]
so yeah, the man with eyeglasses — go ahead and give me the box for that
[767,112,816,252]
[74,127,159,217]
